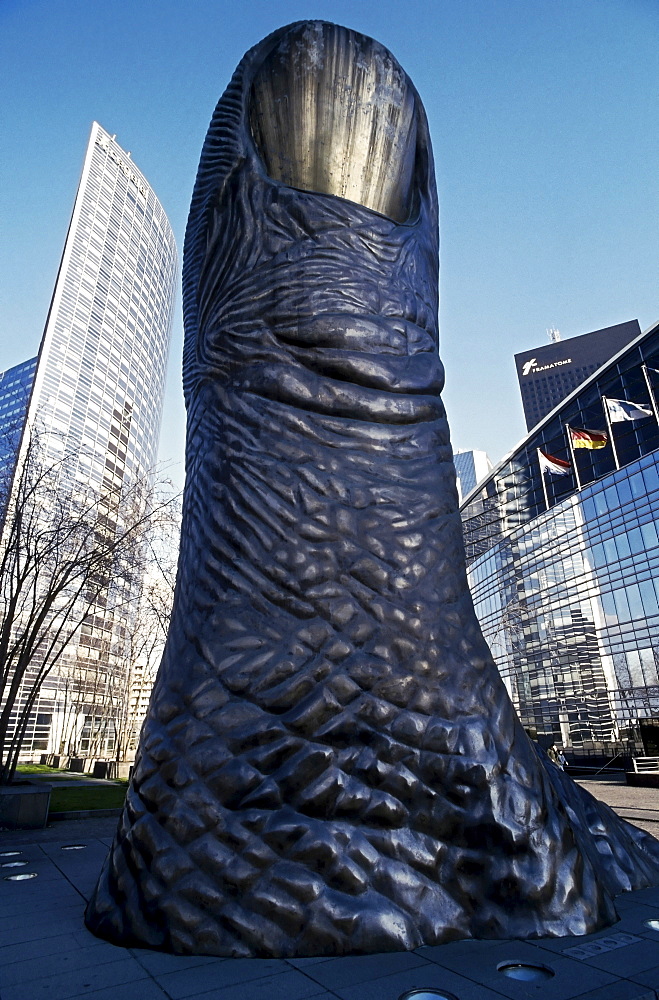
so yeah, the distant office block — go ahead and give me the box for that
[1,122,177,758]
[454,449,493,503]
[515,320,640,431]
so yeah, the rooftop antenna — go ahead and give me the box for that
[547,327,561,343]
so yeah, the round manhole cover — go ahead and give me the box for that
[398,990,460,1000]
[498,962,554,981]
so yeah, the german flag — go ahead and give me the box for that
[569,427,608,450]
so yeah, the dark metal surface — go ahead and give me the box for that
[85,21,659,957]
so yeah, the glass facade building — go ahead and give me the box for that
[454,449,493,504]
[0,357,37,506]
[462,319,659,757]
[3,122,177,757]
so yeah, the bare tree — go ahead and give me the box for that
[64,499,181,763]
[112,527,179,763]
[0,426,179,784]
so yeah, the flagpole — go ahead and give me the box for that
[538,450,550,511]
[601,397,620,470]
[565,424,582,489]
[641,364,659,428]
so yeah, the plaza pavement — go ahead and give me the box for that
[1,776,659,1000]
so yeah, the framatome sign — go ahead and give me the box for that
[521,357,572,376]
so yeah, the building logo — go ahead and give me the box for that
[521,357,572,376]
[96,132,148,197]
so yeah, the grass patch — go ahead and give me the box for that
[49,784,128,812]
[18,764,70,775]
[17,764,89,781]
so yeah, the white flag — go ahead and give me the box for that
[605,397,653,422]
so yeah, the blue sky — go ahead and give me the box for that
[2,0,657,487]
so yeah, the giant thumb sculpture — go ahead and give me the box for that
[86,21,659,956]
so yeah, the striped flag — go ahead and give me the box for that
[538,449,571,476]
[569,427,608,450]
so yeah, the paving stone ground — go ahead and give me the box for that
[1,775,658,999]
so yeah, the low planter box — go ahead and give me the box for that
[92,761,133,781]
[626,770,659,788]
[0,781,52,829]
[39,754,61,768]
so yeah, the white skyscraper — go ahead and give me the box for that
[27,122,177,493]
[2,122,177,758]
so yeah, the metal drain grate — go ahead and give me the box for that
[563,932,641,960]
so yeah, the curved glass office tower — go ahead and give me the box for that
[28,122,177,492]
[4,123,177,757]
[462,320,659,758]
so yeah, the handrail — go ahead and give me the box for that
[593,751,625,776]
[568,765,626,774]
[632,756,659,773]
